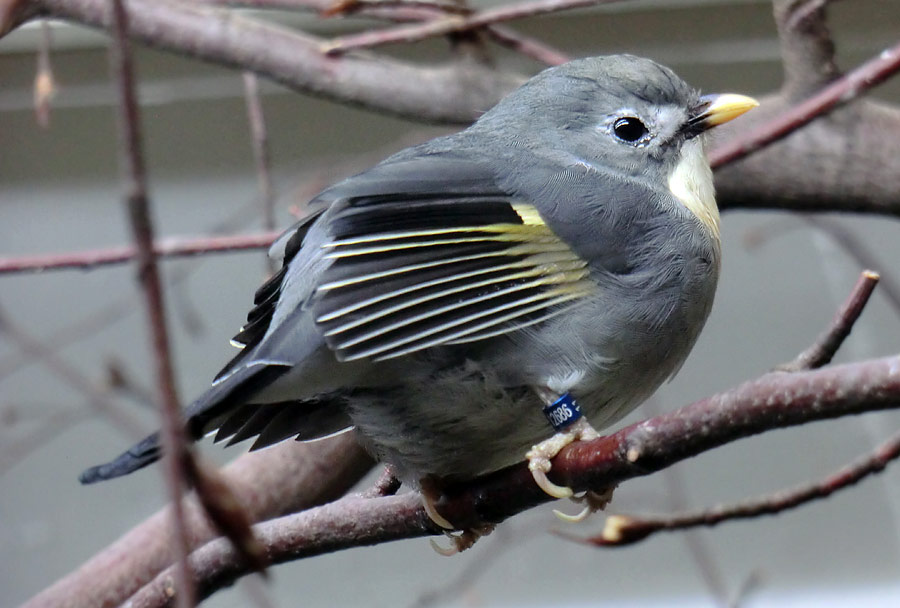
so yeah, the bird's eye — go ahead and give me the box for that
[613,117,649,143]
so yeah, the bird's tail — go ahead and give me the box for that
[78,363,290,484]
[79,432,161,484]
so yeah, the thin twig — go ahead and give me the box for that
[241,72,277,257]
[321,0,627,54]
[583,270,883,547]
[0,231,280,275]
[777,270,880,371]
[484,24,569,65]
[709,39,900,169]
[588,428,900,547]
[35,0,525,125]
[108,1,194,606]
[33,19,55,127]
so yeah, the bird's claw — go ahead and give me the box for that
[553,503,592,523]
[552,486,617,523]
[429,525,494,556]
[526,418,600,499]
[528,457,574,499]
[420,478,454,530]
[422,491,454,530]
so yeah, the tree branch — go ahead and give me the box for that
[128,353,900,605]
[21,435,374,608]
[27,0,525,124]
[778,270,880,372]
[709,38,900,169]
[108,0,195,604]
[585,427,900,547]
[773,0,839,99]
[320,0,626,54]
[0,231,281,275]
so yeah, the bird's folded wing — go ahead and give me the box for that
[313,193,596,361]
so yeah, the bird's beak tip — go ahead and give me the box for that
[693,93,759,130]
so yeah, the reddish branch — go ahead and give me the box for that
[320,0,627,54]
[709,38,900,169]
[0,232,280,275]
[24,0,526,124]
[108,1,195,605]
[579,270,892,546]
[126,353,900,605]
[22,435,374,608]
[778,270,880,372]
[275,0,571,65]
[589,428,900,547]
[6,0,900,606]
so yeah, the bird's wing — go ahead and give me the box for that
[306,156,599,363]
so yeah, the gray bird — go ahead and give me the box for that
[81,55,756,523]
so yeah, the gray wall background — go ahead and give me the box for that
[2,1,900,606]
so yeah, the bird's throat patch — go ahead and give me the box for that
[668,140,720,237]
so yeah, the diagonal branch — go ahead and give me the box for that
[21,435,374,608]
[27,0,525,124]
[320,0,627,54]
[584,428,900,547]
[709,38,900,169]
[778,270,880,372]
[108,1,194,604]
[127,353,900,606]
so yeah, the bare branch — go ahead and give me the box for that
[321,0,627,54]
[0,231,280,275]
[588,427,900,547]
[483,24,569,66]
[22,435,374,608]
[778,270,880,372]
[709,39,900,169]
[743,217,900,318]
[29,0,525,124]
[128,354,900,605]
[108,1,194,604]
[773,0,839,99]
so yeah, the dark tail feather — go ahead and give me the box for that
[78,363,291,484]
[79,432,161,484]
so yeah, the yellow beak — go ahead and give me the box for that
[687,93,759,135]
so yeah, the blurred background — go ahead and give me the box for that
[2,0,900,606]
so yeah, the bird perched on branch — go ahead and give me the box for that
[81,55,756,537]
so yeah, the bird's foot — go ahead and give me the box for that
[553,485,617,523]
[420,477,493,555]
[526,417,600,499]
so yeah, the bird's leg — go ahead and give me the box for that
[526,387,604,505]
